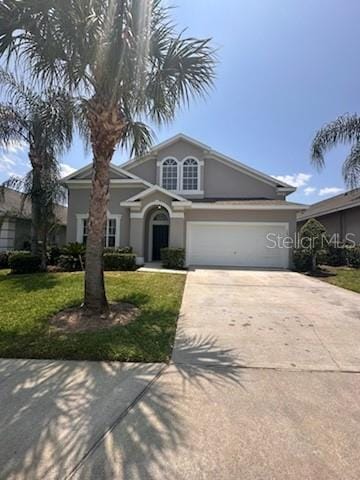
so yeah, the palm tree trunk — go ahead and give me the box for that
[40,212,48,271]
[84,152,111,312]
[30,161,42,257]
[84,97,126,313]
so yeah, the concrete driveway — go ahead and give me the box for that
[1,270,360,479]
[173,269,360,371]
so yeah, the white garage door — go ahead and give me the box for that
[186,222,289,268]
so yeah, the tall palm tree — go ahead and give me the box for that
[0,70,73,269]
[0,0,216,312]
[311,114,360,188]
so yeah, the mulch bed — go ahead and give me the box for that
[49,302,140,333]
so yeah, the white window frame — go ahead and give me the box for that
[158,156,203,194]
[160,157,179,192]
[181,156,200,193]
[76,213,122,247]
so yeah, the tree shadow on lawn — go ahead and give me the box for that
[0,333,244,480]
[0,271,64,293]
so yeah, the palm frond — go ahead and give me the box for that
[120,120,154,158]
[311,114,360,169]
[342,142,360,188]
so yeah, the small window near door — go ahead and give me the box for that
[106,218,117,247]
[82,218,88,244]
[153,212,168,222]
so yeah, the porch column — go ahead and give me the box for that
[129,212,144,264]
[169,214,185,249]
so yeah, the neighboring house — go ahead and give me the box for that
[0,187,67,252]
[63,134,306,268]
[297,189,360,244]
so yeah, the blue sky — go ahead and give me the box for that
[1,0,359,203]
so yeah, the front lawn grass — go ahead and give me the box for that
[319,267,360,294]
[0,270,186,362]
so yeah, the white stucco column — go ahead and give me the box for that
[169,214,185,249]
[129,213,144,264]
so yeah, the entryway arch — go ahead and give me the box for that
[147,207,170,261]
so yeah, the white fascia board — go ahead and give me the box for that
[172,201,192,207]
[61,162,152,186]
[190,203,308,211]
[120,133,211,170]
[123,185,188,203]
[278,186,296,192]
[298,200,360,221]
[120,153,156,170]
[60,163,92,182]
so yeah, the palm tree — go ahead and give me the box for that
[311,114,360,188]
[0,70,73,269]
[0,0,216,312]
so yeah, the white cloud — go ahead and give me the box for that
[318,187,344,197]
[273,172,312,188]
[304,186,316,196]
[0,152,29,179]
[60,163,76,178]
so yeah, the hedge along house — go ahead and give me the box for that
[63,134,307,268]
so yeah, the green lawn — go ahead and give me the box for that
[0,270,186,362]
[320,267,360,294]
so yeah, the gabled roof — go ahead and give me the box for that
[120,133,295,191]
[61,162,151,186]
[298,189,360,221]
[122,185,189,204]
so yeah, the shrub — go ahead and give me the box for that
[161,248,185,270]
[59,243,85,271]
[293,249,312,272]
[103,246,133,254]
[61,242,86,257]
[323,244,348,267]
[347,245,360,268]
[47,245,62,265]
[103,253,137,271]
[299,219,327,271]
[0,252,9,269]
[57,254,82,272]
[9,252,41,274]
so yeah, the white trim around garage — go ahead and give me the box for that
[185,221,290,268]
[189,203,307,211]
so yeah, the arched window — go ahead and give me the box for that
[153,211,169,222]
[161,158,178,190]
[182,158,199,191]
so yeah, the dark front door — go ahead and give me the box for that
[152,225,169,261]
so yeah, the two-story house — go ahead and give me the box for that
[63,134,306,268]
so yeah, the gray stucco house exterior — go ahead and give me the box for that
[63,134,306,268]
[0,187,67,252]
[297,189,360,244]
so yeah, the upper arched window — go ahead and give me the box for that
[182,158,199,191]
[161,158,178,191]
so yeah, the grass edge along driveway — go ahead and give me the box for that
[0,270,186,362]
[318,267,360,294]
